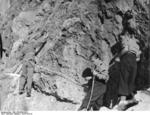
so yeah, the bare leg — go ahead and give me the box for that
[19,64,27,94]
[26,62,34,97]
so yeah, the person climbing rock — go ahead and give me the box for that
[19,41,36,97]
[114,32,141,110]
[79,54,109,111]
[19,38,47,97]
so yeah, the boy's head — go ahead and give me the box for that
[91,54,101,66]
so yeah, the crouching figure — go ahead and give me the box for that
[79,54,109,111]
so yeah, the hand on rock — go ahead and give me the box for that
[85,76,92,80]
[115,57,120,62]
[93,70,98,76]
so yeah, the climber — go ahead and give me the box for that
[19,41,36,97]
[79,54,109,111]
[114,32,141,110]
[19,38,47,97]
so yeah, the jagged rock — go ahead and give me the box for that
[0,0,10,15]
[0,0,149,111]
[55,76,84,103]
[116,0,134,12]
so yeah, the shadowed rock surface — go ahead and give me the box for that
[0,0,149,111]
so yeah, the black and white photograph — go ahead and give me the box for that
[0,0,150,113]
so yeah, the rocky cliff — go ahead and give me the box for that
[0,0,149,111]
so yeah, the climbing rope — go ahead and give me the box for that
[86,75,96,110]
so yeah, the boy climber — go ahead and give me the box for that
[19,38,47,97]
[19,41,36,97]
[79,54,109,111]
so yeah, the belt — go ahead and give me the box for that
[121,51,136,58]
[128,50,137,55]
[127,51,137,57]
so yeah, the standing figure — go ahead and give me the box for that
[79,54,109,111]
[115,32,141,110]
[18,37,47,97]
[19,42,36,97]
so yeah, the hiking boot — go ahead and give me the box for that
[116,100,129,111]
[128,98,139,104]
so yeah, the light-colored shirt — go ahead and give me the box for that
[23,45,35,61]
[128,38,141,57]
[121,37,141,59]
[93,59,109,81]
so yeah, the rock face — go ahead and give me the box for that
[0,0,149,111]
